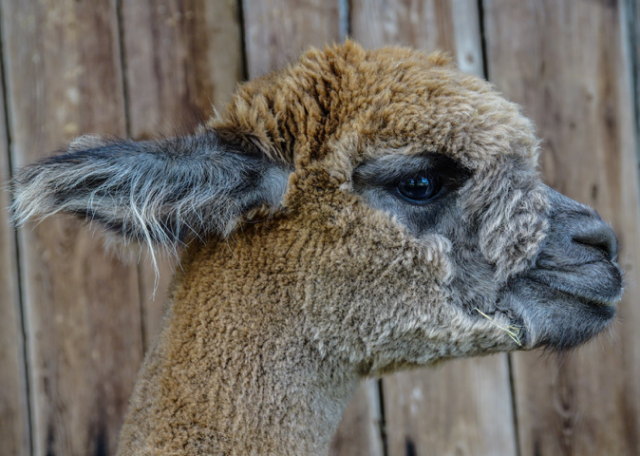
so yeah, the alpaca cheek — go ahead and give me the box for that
[410,234,454,285]
[480,184,549,281]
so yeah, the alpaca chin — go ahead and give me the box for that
[505,277,618,351]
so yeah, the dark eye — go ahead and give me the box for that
[396,173,442,204]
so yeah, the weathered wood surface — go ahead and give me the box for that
[485,0,640,455]
[2,1,144,455]
[120,0,244,346]
[350,1,518,455]
[630,0,640,164]
[0,61,30,456]
[243,0,342,79]
[122,0,243,138]
[329,379,385,456]
[383,357,517,456]
[2,1,640,455]
[242,2,384,455]
[351,0,484,76]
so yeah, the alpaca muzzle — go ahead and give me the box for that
[505,186,622,350]
[528,187,623,307]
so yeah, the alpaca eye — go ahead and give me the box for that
[397,174,442,203]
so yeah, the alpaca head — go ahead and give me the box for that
[12,41,622,375]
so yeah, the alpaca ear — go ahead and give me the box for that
[11,130,291,249]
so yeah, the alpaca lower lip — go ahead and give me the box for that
[524,261,623,307]
[576,292,623,307]
[557,292,620,314]
[526,274,622,308]
[513,292,616,350]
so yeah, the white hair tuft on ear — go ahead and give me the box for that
[12,130,291,273]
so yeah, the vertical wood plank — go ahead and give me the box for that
[351,0,484,75]
[484,1,640,455]
[351,2,518,455]
[242,2,384,454]
[120,0,244,345]
[383,357,517,456]
[628,0,640,161]
[243,0,341,79]
[122,0,243,139]
[0,41,30,456]
[2,1,145,455]
[329,379,385,456]
[380,356,517,456]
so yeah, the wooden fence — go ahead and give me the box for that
[1,0,639,455]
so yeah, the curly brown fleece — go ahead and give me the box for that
[114,41,544,455]
[14,41,621,455]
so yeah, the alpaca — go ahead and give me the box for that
[12,41,622,456]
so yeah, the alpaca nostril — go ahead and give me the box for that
[572,219,619,261]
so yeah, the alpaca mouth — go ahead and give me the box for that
[505,259,622,350]
[503,186,624,350]
[525,259,623,307]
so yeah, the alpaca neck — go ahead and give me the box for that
[202,336,359,454]
[118,239,361,456]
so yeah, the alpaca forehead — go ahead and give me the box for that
[332,61,540,168]
[220,42,540,171]
[351,83,539,166]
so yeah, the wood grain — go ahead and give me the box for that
[0,56,30,456]
[242,0,342,79]
[121,0,243,138]
[2,1,144,455]
[120,0,244,346]
[351,2,518,455]
[329,379,384,456]
[629,0,640,158]
[2,1,638,455]
[484,0,640,454]
[383,356,517,456]
[242,2,384,454]
[351,0,483,76]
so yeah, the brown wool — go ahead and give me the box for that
[12,41,621,456]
